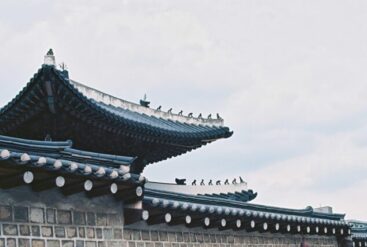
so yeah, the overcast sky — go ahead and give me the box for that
[0,0,367,220]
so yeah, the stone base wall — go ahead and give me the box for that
[125,223,339,247]
[0,187,343,247]
[0,187,125,247]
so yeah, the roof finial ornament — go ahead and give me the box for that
[200,179,205,186]
[139,94,150,108]
[178,110,183,115]
[198,113,202,119]
[191,179,197,186]
[207,114,212,119]
[188,113,193,117]
[168,108,173,114]
[156,105,162,111]
[44,48,56,66]
[216,113,222,120]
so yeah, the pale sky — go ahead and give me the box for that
[0,0,366,220]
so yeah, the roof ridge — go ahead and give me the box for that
[69,79,225,127]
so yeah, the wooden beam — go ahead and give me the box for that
[114,186,143,202]
[0,171,34,189]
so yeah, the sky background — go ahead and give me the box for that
[0,0,366,220]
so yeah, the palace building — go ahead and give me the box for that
[0,50,360,247]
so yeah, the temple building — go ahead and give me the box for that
[0,50,359,247]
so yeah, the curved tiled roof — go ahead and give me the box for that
[0,65,233,172]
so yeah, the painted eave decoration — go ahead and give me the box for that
[0,134,145,200]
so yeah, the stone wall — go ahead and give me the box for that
[125,223,339,247]
[0,187,125,247]
[0,187,343,247]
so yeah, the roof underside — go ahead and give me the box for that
[0,66,233,173]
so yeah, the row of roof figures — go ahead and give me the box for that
[175,177,247,186]
[140,94,223,120]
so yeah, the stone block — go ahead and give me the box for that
[96,214,107,226]
[30,208,44,223]
[87,228,95,239]
[145,242,154,247]
[61,241,74,247]
[96,229,103,239]
[85,242,96,247]
[114,229,122,240]
[104,229,113,240]
[41,226,53,237]
[31,226,40,237]
[177,232,183,242]
[79,227,85,238]
[6,239,16,247]
[18,239,30,247]
[136,242,144,247]
[0,239,4,247]
[107,214,121,226]
[97,242,105,247]
[55,227,66,238]
[73,211,86,225]
[132,231,141,241]
[141,231,150,241]
[19,225,30,236]
[159,232,168,242]
[47,240,60,247]
[0,206,12,221]
[168,232,176,242]
[151,231,159,241]
[107,242,119,247]
[76,241,84,247]
[195,233,203,243]
[58,210,72,225]
[189,233,196,242]
[31,240,45,247]
[14,207,28,222]
[66,227,77,238]
[183,233,190,243]
[123,230,132,240]
[87,213,96,226]
[127,242,135,247]
[46,209,56,224]
[3,225,17,235]
[155,244,163,247]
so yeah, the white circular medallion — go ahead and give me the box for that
[204,217,210,227]
[251,220,256,228]
[164,213,172,223]
[142,210,149,220]
[56,176,65,187]
[221,219,226,227]
[110,183,118,194]
[185,215,191,224]
[136,186,143,197]
[23,171,34,184]
[84,180,93,191]
[236,219,241,228]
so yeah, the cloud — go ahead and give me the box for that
[0,0,366,220]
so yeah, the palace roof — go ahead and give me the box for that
[349,220,367,246]
[0,134,144,198]
[0,53,232,172]
[125,182,350,236]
